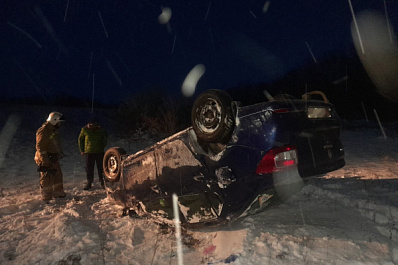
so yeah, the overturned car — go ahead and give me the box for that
[103,89,345,227]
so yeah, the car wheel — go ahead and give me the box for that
[103,147,126,182]
[191,89,235,145]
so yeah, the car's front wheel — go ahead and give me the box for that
[103,147,126,182]
[191,89,235,145]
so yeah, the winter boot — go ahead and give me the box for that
[83,182,92,190]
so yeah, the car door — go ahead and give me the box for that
[121,150,158,202]
[154,137,221,223]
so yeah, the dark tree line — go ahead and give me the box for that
[227,49,398,122]
[3,48,398,137]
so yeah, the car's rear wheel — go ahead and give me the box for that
[103,147,126,182]
[191,89,235,145]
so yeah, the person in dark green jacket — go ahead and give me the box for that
[78,116,108,190]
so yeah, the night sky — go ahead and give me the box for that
[1,0,397,104]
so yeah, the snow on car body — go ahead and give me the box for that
[103,90,345,227]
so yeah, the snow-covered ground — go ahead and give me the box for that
[0,105,397,265]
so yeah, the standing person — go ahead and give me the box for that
[34,111,67,202]
[78,116,108,190]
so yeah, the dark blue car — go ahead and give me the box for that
[103,89,345,227]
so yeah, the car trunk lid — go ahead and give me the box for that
[236,96,345,177]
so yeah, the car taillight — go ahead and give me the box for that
[256,146,297,174]
[273,108,289,114]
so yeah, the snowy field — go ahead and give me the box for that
[0,105,397,265]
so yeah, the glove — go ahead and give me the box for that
[41,154,52,167]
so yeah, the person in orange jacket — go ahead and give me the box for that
[34,112,66,202]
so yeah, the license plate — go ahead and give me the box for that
[307,107,331,118]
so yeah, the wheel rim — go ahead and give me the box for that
[107,156,118,178]
[197,98,222,134]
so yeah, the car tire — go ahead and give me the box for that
[191,89,235,145]
[103,147,126,182]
